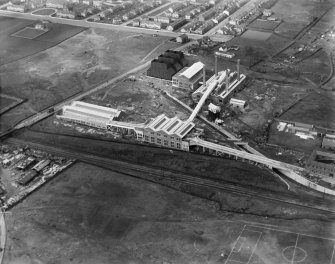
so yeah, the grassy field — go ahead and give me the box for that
[0,16,85,66]
[248,19,281,31]
[0,19,177,132]
[31,8,56,16]
[4,162,335,263]
[272,0,331,39]
[15,128,289,193]
[280,92,335,129]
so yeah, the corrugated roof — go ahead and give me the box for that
[180,62,204,79]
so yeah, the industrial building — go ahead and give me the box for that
[57,101,122,129]
[172,62,204,90]
[139,114,195,151]
[192,69,246,104]
[230,98,246,109]
[322,134,335,151]
[147,50,187,80]
[306,150,335,177]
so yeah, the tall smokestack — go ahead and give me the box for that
[203,65,206,87]
[215,55,218,77]
[237,59,240,80]
[226,69,230,90]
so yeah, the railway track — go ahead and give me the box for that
[4,137,335,216]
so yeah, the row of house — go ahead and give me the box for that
[193,20,215,34]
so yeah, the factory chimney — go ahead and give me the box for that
[203,65,206,87]
[215,55,218,77]
[237,59,240,80]
[225,69,230,90]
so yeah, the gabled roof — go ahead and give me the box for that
[145,114,195,138]
[180,62,204,79]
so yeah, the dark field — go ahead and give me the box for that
[280,93,335,129]
[0,16,85,65]
[15,129,288,193]
[11,27,47,39]
[241,30,272,41]
[4,162,335,263]
[0,96,15,111]
[31,8,56,16]
[248,19,281,31]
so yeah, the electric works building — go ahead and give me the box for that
[172,61,205,90]
[147,50,187,80]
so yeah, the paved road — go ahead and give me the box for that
[0,9,204,39]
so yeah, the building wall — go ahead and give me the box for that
[172,70,203,90]
[322,138,335,150]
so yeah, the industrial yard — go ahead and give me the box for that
[1,0,335,263]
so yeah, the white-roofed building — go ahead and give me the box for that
[229,98,246,109]
[57,101,122,129]
[172,62,204,90]
[142,114,195,151]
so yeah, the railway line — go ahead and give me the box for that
[5,137,335,217]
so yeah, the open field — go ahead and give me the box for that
[0,17,177,132]
[241,30,272,41]
[280,93,335,130]
[0,16,85,65]
[31,8,56,16]
[11,26,48,39]
[272,0,332,39]
[0,94,24,115]
[4,161,335,263]
[226,225,335,264]
[248,19,281,31]
[14,128,289,193]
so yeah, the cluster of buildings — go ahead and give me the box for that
[147,50,187,80]
[306,150,335,178]
[57,101,196,151]
[148,50,246,107]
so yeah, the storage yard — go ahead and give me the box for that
[0,143,74,210]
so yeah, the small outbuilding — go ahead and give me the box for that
[176,33,189,44]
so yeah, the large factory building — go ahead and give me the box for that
[172,61,204,90]
[140,114,195,151]
[147,50,187,80]
[192,69,246,105]
[57,101,122,129]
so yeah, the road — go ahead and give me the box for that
[0,9,204,39]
